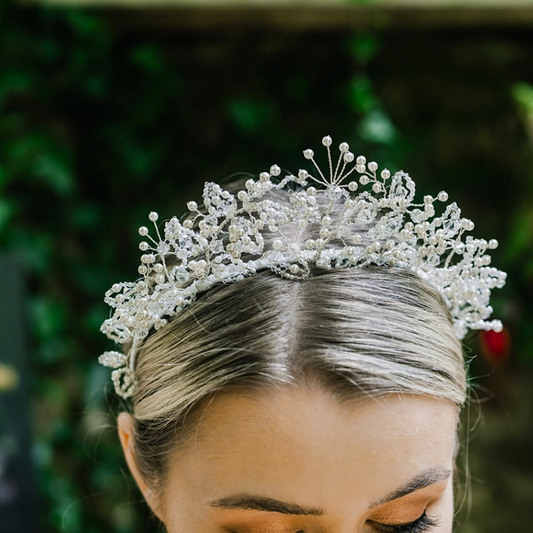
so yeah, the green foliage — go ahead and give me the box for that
[0,1,531,532]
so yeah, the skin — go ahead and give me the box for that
[118,386,459,533]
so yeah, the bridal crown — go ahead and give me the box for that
[99,136,507,399]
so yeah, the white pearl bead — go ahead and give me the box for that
[303,149,314,159]
[138,226,149,236]
[368,161,378,172]
[149,212,159,222]
[322,135,332,147]
[187,201,198,211]
[356,155,366,165]
[270,164,281,176]
[339,142,349,153]
[462,219,475,231]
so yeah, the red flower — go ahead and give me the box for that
[479,326,511,363]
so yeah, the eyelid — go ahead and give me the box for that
[368,510,440,533]
[369,476,449,518]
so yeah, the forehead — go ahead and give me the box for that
[166,386,458,514]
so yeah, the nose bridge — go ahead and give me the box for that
[318,519,364,533]
[311,503,368,533]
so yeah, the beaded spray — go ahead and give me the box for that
[99,136,507,399]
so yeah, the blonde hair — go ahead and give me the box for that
[127,185,466,489]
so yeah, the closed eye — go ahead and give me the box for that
[367,510,440,533]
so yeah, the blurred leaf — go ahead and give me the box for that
[0,164,7,187]
[31,297,67,342]
[33,437,53,469]
[0,71,35,107]
[512,81,533,120]
[348,73,379,114]
[357,108,396,145]
[348,33,383,64]
[64,8,106,37]
[502,207,533,263]
[32,152,74,196]
[226,98,278,133]
[130,45,165,74]
[0,197,14,232]
[10,228,53,273]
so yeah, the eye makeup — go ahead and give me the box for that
[217,509,439,533]
[368,510,439,533]
[214,510,310,533]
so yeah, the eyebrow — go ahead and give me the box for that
[208,494,323,516]
[368,467,453,509]
[208,467,452,516]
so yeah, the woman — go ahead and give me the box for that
[99,136,506,532]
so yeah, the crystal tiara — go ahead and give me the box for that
[99,136,507,399]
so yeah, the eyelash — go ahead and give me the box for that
[371,511,439,533]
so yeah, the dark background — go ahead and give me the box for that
[0,1,532,531]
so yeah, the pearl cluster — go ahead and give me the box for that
[99,135,507,399]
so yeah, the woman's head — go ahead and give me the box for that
[118,259,466,532]
[103,138,505,531]
[127,264,465,484]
